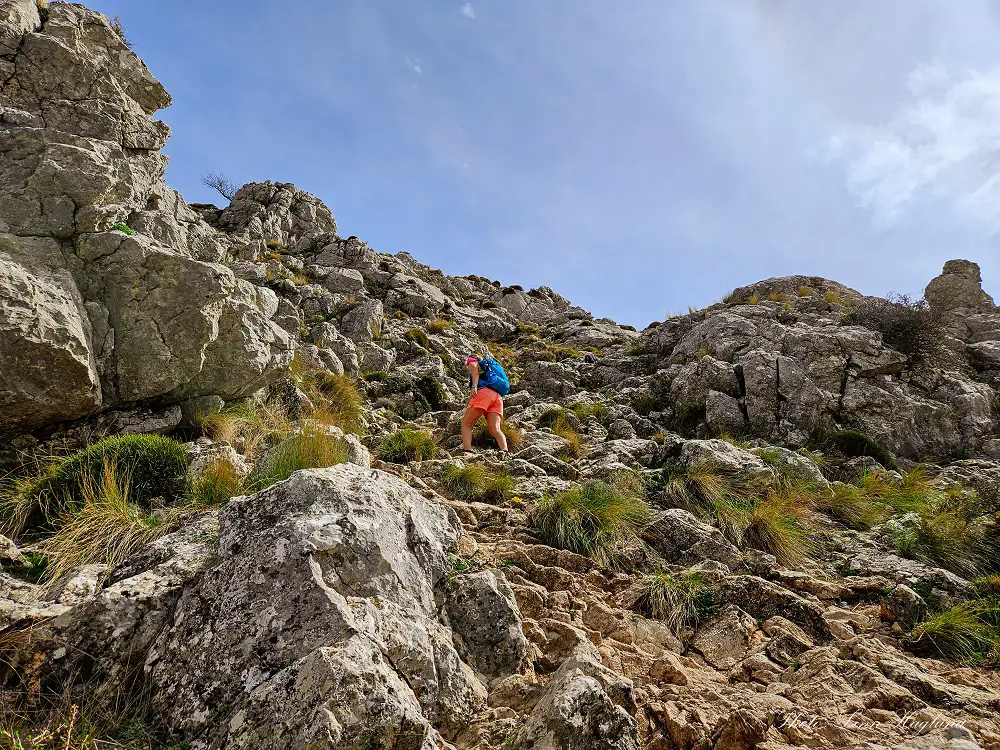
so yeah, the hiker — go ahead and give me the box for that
[461,353,511,454]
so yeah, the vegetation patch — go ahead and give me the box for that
[1,435,188,536]
[426,317,453,334]
[406,327,431,349]
[471,420,524,450]
[906,599,1000,666]
[378,429,436,464]
[439,464,514,504]
[39,460,182,585]
[532,476,655,567]
[245,427,350,492]
[185,457,246,509]
[635,571,715,634]
[840,293,946,364]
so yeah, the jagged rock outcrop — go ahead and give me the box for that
[0,0,291,437]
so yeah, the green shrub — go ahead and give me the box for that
[552,415,585,460]
[635,571,714,633]
[906,600,1000,665]
[415,376,447,412]
[807,428,895,468]
[362,370,389,382]
[537,407,565,429]
[973,575,1000,597]
[312,373,366,433]
[571,402,607,424]
[532,477,655,567]
[440,464,514,504]
[406,327,431,349]
[112,222,134,235]
[245,428,349,492]
[2,435,188,535]
[841,293,946,364]
[379,429,436,463]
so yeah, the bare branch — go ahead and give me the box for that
[202,172,238,202]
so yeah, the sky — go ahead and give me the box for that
[85,0,1000,327]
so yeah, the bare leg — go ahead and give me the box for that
[487,412,508,451]
[462,407,485,450]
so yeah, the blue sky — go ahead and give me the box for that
[86,0,1000,327]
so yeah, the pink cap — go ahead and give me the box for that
[466,356,478,364]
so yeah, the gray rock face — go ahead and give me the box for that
[0,1,291,436]
[646,508,743,567]
[444,570,532,680]
[925,259,995,313]
[511,655,640,750]
[145,466,486,747]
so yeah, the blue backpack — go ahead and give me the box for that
[477,357,510,396]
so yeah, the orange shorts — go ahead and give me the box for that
[468,387,504,418]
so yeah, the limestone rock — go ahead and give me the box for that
[925,259,995,313]
[145,466,486,745]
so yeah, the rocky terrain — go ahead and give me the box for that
[1,2,1000,749]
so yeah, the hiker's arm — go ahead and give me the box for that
[467,362,479,394]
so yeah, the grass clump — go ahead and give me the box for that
[198,398,293,458]
[427,317,453,334]
[39,461,180,584]
[111,222,134,235]
[973,575,1000,597]
[635,571,715,633]
[796,286,813,297]
[471,420,524,450]
[1,435,188,536]
[406,327,431,349]
[244,427,349,492]
[906,600,1000,665]
[439,464,514,504]
[532,476,655,567]
[551,415,585,460]
[185,458,245,509]
[840,293,946,364]
[378,428,436,464]
[570,402,607,423]
[290,353,366,433]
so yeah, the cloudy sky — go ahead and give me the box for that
[87,0,1000,327]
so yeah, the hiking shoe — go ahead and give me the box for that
[497,449,511,461]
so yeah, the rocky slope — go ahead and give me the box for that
[2,2,1000,749]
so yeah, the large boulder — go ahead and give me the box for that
[144,465,486,747]
[925,259,995,313]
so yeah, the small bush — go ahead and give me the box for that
[199,398,293,459]
[906,601,1000,665]
[406,327,431,349]
[111,222,134,235]
[427,317,453,334]
[378,429,436,463]
[439,464,514,504]
[2,435,188,535]
[40,461,179,584]
[737,485,819,565]
[362,370,389,383]
[415,376,447,412]
[537,408,565,429]
[796,287,813,297]
[631,391,659,417]
[766,292,789,303]
[635,572,714,633]
[532,477,656,567]
[841,293,946,364]
[823,290,841,304]
[245,427,349,492]
[186,458,245,509]
[807,428,895,468]
[625,342,648,356]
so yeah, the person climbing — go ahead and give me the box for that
[461,352,511,455]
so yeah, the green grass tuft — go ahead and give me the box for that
[378,428,436,464]
[245,427,349,492]
[635,571,714,634]
[532,476,655,567]
[406,327,431,349]
[439,464,514,504]
[906,600,1000,665]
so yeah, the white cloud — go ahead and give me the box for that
[840,62,1000,229]
[460,3,475,20]
[405,57,422,75]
